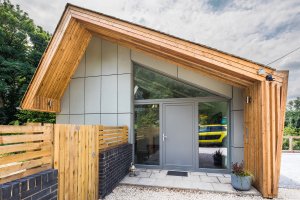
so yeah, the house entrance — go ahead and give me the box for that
[133,63,229,172]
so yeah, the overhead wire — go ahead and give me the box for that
[267,46,300,65]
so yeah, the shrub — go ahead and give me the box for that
[232,161,251,177]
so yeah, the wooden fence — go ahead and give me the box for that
[54,124,100,200]
[99,126,128,150]
[0,124,53,184]
[283,135,300,152]
[0,123,129,200]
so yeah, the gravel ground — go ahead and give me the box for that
[104,185,264,200]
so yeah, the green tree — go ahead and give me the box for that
[0,0,55,124]
[285,97,300,135]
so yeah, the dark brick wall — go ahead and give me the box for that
[99,143,132,199]
[0,169,58,200]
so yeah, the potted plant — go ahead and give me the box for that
[231,161,252,191]
[213,149,223,167]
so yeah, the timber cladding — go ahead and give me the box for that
[244,72,288,198]
[22,18,92,113]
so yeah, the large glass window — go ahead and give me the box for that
[134,104,160,165]
[198,101,229,169]
[134,63,215,100]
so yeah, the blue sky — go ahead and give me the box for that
[11,0,300,100]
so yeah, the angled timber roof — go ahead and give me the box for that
[21,3,288,113]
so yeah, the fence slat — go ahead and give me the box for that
[0,134,50,145]
[0,156,52,177]
[0,149,52,166]
[99,126,128,151]
[0,142,51,154]
[0,164,51,184]
[0,126,46,134]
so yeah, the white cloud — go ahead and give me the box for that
[10,0,300,100]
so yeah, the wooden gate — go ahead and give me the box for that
[53,124,99,200]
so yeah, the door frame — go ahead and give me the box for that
[133,97,231,173]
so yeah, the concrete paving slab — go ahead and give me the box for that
[223,174,231,178]
[138,177,156,186]
[150,172,167,179]
[120,168,261,197]
[190,172,207,176]
[136,171,151,178]
[217,177,231,184]
[120,177,140,184]
[183,175,201,181]
[207,172,225,177]
[211,183,237,193]
[200,175,220,183]
[192,181,214,191]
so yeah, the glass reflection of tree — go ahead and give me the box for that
[135,105,159,129]
[134,64,214,100]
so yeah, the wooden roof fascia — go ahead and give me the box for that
[82,22,255,85]
[21,7,73,110]
[89,30,252,88]
[68,5,283,83]
[72,13,264,82]
[68,4,277,71]
[87,25,255,86]
[37,18,79,97]
[37,19,91,99]
[56,29,92,99]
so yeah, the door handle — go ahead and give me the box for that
[163,133,167,141]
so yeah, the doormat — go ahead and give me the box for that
[167,171,188,177]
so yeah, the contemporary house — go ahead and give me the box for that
[21,4,288,198]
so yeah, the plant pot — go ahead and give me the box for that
[213,157,222,166]
[231,174,252,191]
[214,156,226,168]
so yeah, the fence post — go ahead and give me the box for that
[289,136,293,151]
[123,126,128,144]
[44,123,55,168]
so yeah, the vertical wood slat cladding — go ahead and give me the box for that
[244,71,288,198]
[22,17,92,112]
[21,8,72,110]
[54,124,99,200]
